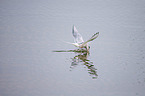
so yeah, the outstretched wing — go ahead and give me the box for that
[72,25,84,43]
[81,32,99,46]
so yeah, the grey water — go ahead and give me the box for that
[0,0,145,96]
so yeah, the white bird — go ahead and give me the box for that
[66,25,99,50]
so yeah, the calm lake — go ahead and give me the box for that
[0,0,145,96]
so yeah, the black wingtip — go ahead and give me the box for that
[92,32,99,37]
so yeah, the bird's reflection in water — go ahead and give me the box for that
[53,49,98,79]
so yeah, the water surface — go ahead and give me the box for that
[0,0,145,96]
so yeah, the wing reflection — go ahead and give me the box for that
[53,49,98,79]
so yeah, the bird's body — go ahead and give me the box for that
[67,25,99,51]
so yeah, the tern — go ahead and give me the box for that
[66,25,99,50]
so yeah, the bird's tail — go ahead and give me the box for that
[62,40,74,45]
